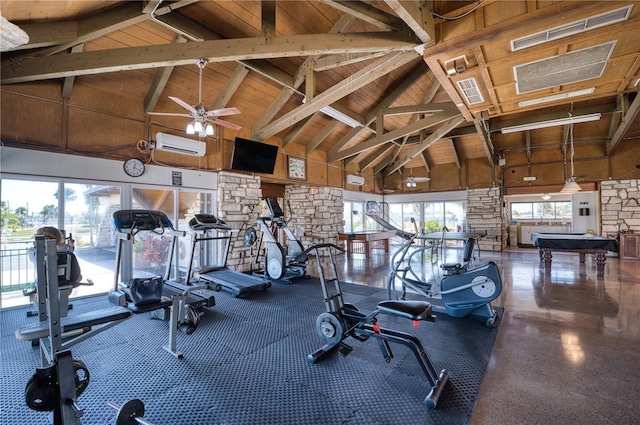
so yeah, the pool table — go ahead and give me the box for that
[338,230,396,258]
[531,232,619,276]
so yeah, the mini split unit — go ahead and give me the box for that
[155,132,206,157]
[346,175,365,186]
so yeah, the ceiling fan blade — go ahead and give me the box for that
[413,177,431,182]
[169,96,197,114]
[213,119,242,130]
[148,112,193,118]
[205,107,241,117]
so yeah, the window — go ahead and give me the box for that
[511,201,571,220]
[342,202,381,232]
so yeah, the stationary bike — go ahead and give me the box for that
[389,233,502,327]
[301,243,449,409]
[365,201,502,328]
[254,198,307,281]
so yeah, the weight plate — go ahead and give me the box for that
[73,358,90,397]
[116,398,145,425]
[315,312,344,345]
[25,375,55,412]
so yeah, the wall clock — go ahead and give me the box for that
[123,158,145,177]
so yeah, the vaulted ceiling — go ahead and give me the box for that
[2,1,639,192]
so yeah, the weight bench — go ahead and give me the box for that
[16,237,189,359]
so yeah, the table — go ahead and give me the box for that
[417,231,486,262]
[531,232,619,276]
[338,230,396,258]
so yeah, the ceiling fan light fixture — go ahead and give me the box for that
[186,122,195,135]
[541,193,551,201]
[194,120,203,133]
[205,123,214,136]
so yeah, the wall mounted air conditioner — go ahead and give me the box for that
[346,175,365,186]
[155,132,206,157]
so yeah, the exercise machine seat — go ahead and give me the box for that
[377,300,433,321]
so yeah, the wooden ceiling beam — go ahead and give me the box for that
[212,64,249,110]
[306,121,341,154]
[11,21,78,51]
[320,0,406,31]
[330,106,459,162]
[61,43,83,99]
[144,34,186,115]
[283,116,314,148]
[385,115,465,175]
[359,144,395,170]
[473,119,495,165]
[312,52,387,71]
[383,0,435,45]
[261,1,276,43]
[254,50,419,140]
[383,103,452,116]
[608,89,640,155]
[419,151,430,172]
[449,139,461,169]
[2,32,419,84]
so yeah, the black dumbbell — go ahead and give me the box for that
[107,399,154,425]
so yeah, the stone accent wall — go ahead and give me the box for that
[216,172,262,271]
[466,187,505,252]
[600,179,640,235]
[285,185,343,249]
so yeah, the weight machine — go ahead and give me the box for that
[19,237,163,424]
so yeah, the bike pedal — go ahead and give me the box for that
[338,343,353,356]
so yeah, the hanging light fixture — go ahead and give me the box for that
[541,194,551,201]
[561,118,582,194]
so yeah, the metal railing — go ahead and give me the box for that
[1,240,36,292]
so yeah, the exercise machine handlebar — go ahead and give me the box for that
[293,243,344,262]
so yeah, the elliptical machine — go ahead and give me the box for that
[254,198,307,282]
[301,243,449,409]
[366,201,502,328]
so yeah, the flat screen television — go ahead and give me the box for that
[230,137,278,174]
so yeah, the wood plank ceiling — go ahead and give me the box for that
[2,1,639,192]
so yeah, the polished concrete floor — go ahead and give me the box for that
[325,244,640,425]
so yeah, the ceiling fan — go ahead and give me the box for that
[149,59,242,136]
[406,167,430,188]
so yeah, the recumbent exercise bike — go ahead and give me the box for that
[366,201,502,328]
[300,243,449,409]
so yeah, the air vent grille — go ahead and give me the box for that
[456,78,484,105]
[511,5,632,51]
[515,42,615,94]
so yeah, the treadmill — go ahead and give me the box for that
[187,214,271,297]
[111,210,216,312]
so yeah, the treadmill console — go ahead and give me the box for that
[113,209,171,232]
[190,214,231,231]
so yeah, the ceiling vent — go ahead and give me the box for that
[155,132,206,157]
[456,78,484,105]
[511,5,632,51]
[514,41,615,94]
